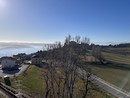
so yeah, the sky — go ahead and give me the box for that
[0,0,130,44]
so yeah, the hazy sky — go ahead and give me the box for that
[0,0,130,44]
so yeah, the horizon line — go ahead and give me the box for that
[0,40,130,45]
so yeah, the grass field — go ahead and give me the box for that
[84,47,130,92]
[10,65,115,98]
[82,46,130,93]
[11,65,45,97]
[89,64,130,91]
[102,47,130,56]
[102,52,130,65]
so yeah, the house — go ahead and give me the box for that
[31,55,42,65]
[0,57,19,70]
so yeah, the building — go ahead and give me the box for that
[31,55,42,65]
[0,57,18,70]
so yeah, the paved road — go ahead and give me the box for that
[78,68,130,98]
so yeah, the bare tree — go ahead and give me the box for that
[79,68,92,98]
[43,71,50,98]
[81,37,90,45]
[55,76,62,98]
[65,34,72,45]
[75,35,81,44]
[43,44,57,98]
[92,45,102,62]
[61,46,79,98]
[43,35,92,98]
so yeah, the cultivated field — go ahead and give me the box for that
[102,52,130,65]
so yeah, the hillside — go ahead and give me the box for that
[11,65,115,98]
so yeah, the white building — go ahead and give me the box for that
[0,57,18,70]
